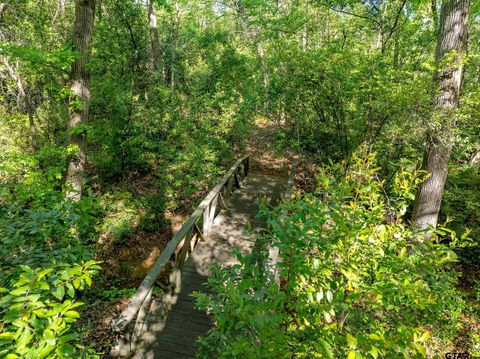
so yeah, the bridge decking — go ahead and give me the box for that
[132,172,288,358]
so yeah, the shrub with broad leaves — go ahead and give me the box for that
[195,149,468,358]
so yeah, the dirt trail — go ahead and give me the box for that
[246,119,293,176]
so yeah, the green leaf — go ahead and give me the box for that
[66,283,75,298]
[346,333,357,348]
[56,343,76,357]
[326,290,333,303]
[58,333,77,345]
[368,333,383,341]
[418,331,430,343]
[9,287,28,296]
[37,344,55,359]
[64,310,80,319]
[52,286,65,301]
[0,332,16,341]
[369,346,379,359]
[319,339,334,359]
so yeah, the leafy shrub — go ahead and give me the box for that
[195,149,468,358]
[0,191,102,358]
[442,167,480,268]
[0,261,100,358]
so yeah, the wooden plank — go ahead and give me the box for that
[168,308,211,322]
[283,160,297,200]
[150,339,198,356]
[155,331,203,347]
[157,321,210,335]
[155,332,199,349]
[169,307,209,321]
[181,274,206,283]
[111,155,249,333]
[169,298,206,312]
[193,223,204,243]
[146,350,189,359]
[158,317,211,333]
[180,275,206,285]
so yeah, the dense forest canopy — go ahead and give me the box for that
[0,0,479,357]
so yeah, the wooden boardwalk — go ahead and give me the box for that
[131,172,288,358]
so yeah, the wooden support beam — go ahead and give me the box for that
[203,205,210,237]
[209,193,218,224]
[177,227,194,270]
[194,223,205,242]
[218,192,227,209]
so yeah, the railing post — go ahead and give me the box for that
[209,193,218,225]
[177,228,193,270]
[203,206,210,237]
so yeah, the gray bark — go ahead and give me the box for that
[65,0,96,201]
[148,0,163,74]
[411,0,470,232]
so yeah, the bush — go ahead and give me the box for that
[0,260,100,358]
[195,149,468,358]
[0,194,101,358]
[442,167,480,268]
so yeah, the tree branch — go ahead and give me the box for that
[382,0,407,49]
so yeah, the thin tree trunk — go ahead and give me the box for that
[301,24,308,52]
[2,57,38,150]
[27,103,37,150]
[411,0,470,233]
[65,0,95,201]
[148,0,163,74]
[170,0,180,90]
[393,33,400,67]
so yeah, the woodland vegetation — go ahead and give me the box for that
[0,0,479,358]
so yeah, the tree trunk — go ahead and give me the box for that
[301,24,308,52]
[65,0,95,201]
[148,0,163,75]
[169,0,180,90]
[2,57,38,150]
[411,0,470,232]
[393,33,400,67]
[27,102,37,150]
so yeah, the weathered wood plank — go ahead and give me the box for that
[150,339,198,356]
[155,317,211,333]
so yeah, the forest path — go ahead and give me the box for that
[130,121,292,358]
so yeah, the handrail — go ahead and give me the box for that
[110,154,250,356]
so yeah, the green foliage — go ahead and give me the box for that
[1,0,479,355]
[0,261,100,358]
[442,167,480,267]
[0,193,102,357]
[196,149,468,358]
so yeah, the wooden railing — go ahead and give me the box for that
[110,155,250,357]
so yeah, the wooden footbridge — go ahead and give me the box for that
[110,155,296,358]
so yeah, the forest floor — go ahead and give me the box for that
[77,118,293,356]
